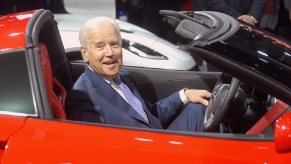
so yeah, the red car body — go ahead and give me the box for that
[0,10,291,163]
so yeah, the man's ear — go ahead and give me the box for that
[80,47,89,63]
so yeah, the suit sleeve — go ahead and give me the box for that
[284,0,291,10]
[200,0,241,18]
[65,90,102,123]
[248,0,267,21]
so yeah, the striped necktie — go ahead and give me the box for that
[113,77,148,122]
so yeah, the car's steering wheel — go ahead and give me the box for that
[204,73,239,132]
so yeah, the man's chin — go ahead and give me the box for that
[98,66,121,78]
[104,72,119,79]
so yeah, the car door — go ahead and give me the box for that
[2,116,290,163]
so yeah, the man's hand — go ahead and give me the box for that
[237,15,257,25]
[185,89,211,106]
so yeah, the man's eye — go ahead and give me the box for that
[111,43,120,47]
[96,45,104,49]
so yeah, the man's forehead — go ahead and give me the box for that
[86,22,118,35]
[87,29,118,39]
[86,20,116,31]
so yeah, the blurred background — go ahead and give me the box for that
[1,0,290,42]
[1,0,291,71]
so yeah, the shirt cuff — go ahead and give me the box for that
[179,88,189,105]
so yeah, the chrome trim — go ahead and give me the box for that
[0,111,38,117]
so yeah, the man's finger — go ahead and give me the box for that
[203,90,211,98]
[198,97,209,106]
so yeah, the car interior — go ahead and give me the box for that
[25,9,290,139]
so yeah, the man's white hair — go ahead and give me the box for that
[79,16,121,48]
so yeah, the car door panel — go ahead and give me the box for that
[2,118,289,163]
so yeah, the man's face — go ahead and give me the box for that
[82,22,122,79]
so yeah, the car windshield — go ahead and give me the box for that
[0,50,36,116]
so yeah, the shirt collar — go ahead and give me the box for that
[87,65,119,84]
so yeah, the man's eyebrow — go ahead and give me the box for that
[93,41,104,45]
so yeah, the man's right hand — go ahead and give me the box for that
[184,89,211,106]
[237,15,257,25]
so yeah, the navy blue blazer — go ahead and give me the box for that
[65,67,185,129]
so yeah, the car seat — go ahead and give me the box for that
[39,43,67,119]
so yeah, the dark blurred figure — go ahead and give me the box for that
[141,0,185,43]
[182,0,203,11]
[193,0,267,25]
[260,0,291,41]
[127,0,144,27]
[287,0,291,20]
[0,0,14,15]
[0,0,67,15]
[116,0,186,43]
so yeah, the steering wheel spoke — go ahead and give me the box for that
[204,74,239,132]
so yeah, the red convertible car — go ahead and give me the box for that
[0,9,290,163]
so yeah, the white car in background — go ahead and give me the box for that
[55,14,196,70]
[0,0,196,70]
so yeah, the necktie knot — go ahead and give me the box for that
[113,76,122,85]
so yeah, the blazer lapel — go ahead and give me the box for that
[85,67,151,126]
[120,75,160,128]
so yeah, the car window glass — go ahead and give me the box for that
[0,51,35,115]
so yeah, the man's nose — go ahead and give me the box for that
[104,45,114,56]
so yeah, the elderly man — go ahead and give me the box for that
[65,16,211,132]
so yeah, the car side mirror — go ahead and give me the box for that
[274,112,291,153]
